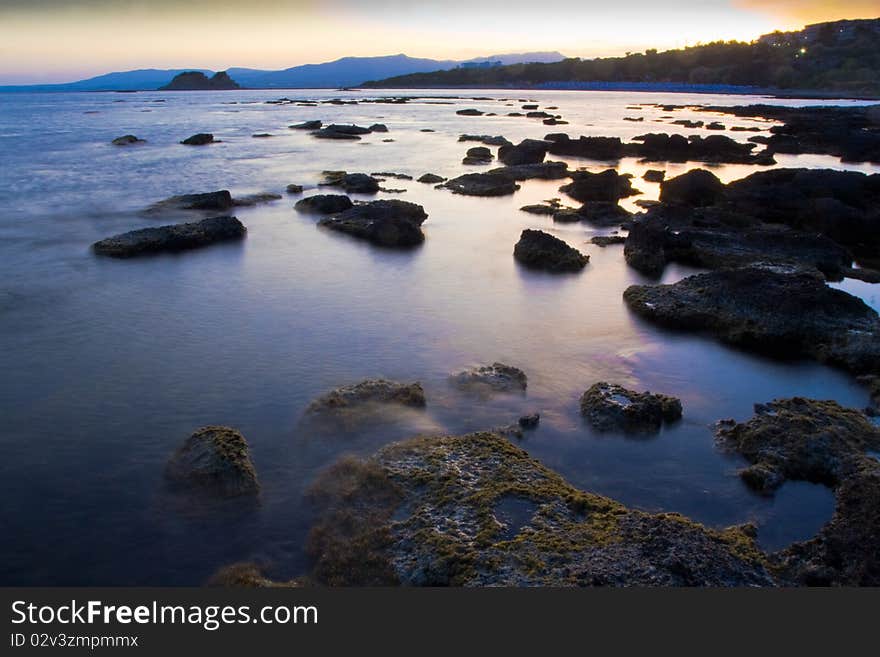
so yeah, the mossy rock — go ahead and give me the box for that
[165,426,259,499]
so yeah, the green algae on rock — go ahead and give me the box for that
[304,432,774,586]
[716,398,880,585]
[305,379,426,416]
[165,426,259,499]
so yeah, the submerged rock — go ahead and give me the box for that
[165,426,259,498]
[578,201,632,227]
[518,413,540,429]
[591,235,626,247]
[318,200,428,247]
[560,170,639,203]
[443,171,520,196]
[294,194,353,214]
[312,129,361,140]
[180,133,215,146]
[459,134,512,147]
[233,193,282,206]
[716,398,880,585]
[285,184,304,194]
[147,190,234,213]
[580,383,682,433]
[417,173,446,184]
[450,363,528,394]
[305,379,426,415]
[305,432,775,586]
[623,266,880,376]
[112,134,145,146]
[93,216,246,258]
[513,229,589,273]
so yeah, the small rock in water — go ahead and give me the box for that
[450,362,528,394]
[180,133,215,146]
[252,133,272,138]
[306,379,426,415]
[417,173,446,184]
[518,413,540,429]
[642,169,665,183]
[92,216,246,258]
[165,426,259,498]
[233,193,282,207]
[112,134,145,146]
[580,382,682,433]
[294,194,353,214]
[285,184,304,194]
[317,200,428,248]
[513,229,589,273]
[290,120,322,130]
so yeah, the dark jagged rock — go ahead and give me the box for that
[463,146,493,165]
[161,71,240,91]
[305,379,426,415]
[450,363,527,394]
[443,171,520,196]
[659,169,725,206]
[180,133,215,146]
[627,133,765,164]
[580,383,682,433]
[459,134,512,147]
[165,426,258,498]
[513,229,589,273]
[546,135,624,160]
[704,104,880,164]
[497,139,549,166]
[294,194,353,214]
[417,173,446,184]
[318,200,428,248]
[560,170,639,203]
[320,171,381,194]
[305,432,774,586]
[623,265,880,376]
[290,120,322,130]
[147,190,233,213]
[642,169,665,183]
[112,134,145,146]
[93,216,245,258]
[716,398,880,585]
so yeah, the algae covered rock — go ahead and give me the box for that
[580,382,682,433]
[716,398,880,585]
[450,362,527,394]
[165,426,259,498]
[306,432,775,586]
[305,379,426,416]
[513,229,589,273]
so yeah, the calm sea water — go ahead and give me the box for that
[0,89,876,585]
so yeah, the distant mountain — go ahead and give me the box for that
[160,71,240,90]
[0,52,565,92]
[362,19,880,97]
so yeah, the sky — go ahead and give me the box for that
[0,0,876,84]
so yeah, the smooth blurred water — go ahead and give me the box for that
[0,89,875,584]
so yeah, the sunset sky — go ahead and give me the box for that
[0,0,876,84]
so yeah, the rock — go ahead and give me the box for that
[844,267,880,283]
[671,120,703,128]
[305,432,775,586]
[112,134,144,146]
[552,209,584,223]
[526,111,553,119]
[443,171,520,196]
[623,266,880,376]
[627,133,763,164]
[285,184,304,194]
[591,235,626,247]
[371,172,413,180]
[659,169,725,206]
[518,413,540,429]
[147,190,233,213]
[513,229,589,273]
[294,194,353,214]
[456,109,483,116]
[233,193,282,207]
[497,139,549,166]
[320,171,380,194]
[318,200,428,248]
[459,134,512,147]
[165,426,258,498]
[463,146,493,165]
[369,123,389,132]
[580,383,682,433]
[493,162,570,180]
[716,398,880,585]
[546,135,625,160]
[624,116,644,122]
[543,118,568,125]
[522,104,539,110]
[578,201,632,227]
[325,124,372,135]
[706,122,725,130]
[305,379,426,415]
[290,120,322,130]
[450,363,527,394]
[560,170,639,203]
[417,173,446,184]
[520,203,559,215]
[93,216,245,258]
[642,169,665,183]
[180,133,215,146]
[312,129,361,140]
[252,133,272,138]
